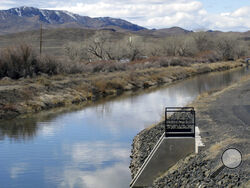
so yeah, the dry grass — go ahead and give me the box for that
[239,73,250,82]
[206,138,247,159]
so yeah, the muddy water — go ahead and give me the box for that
[0,67,249,188]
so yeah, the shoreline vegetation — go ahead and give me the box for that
[0,56,245,120]
[1,29,249,120]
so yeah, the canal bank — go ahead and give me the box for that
[0,61,245,120]
[130,74,250,187]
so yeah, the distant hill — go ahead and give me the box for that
[136,27,192,37]
[0,6,145,35]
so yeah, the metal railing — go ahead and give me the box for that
[165,107,195,137]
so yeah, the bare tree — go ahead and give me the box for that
[162,35,197,57]
[86,31,107,60]
[125,35,144,61]
[84,31,143,61]
[192,32,214,52]
[216,35,238,60]
[162,36,179,56]
[234,40,248,58]
[64,42,89,61]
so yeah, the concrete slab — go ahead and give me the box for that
[130,136,195,188]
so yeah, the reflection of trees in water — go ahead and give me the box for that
[0,104,88,141]
[195,67,248,94]
[95,102,112,118]
[0,112,59,141]
[0,118,38,141]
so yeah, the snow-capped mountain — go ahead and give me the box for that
[0,6,145,34]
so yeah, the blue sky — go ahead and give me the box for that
[1,0,250,31]
[199,0,250,13]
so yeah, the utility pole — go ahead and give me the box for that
[129,36,132,44]
[40,23,42,56]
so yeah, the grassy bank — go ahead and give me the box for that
[0,60,245,120]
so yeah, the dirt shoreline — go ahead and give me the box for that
[130,74,250,187]
[0,61,245,120]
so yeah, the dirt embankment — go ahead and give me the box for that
[130,74,250,187]
[0,61,244,120]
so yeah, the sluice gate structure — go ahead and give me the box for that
[130,107,198,188]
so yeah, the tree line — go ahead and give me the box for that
[64,31,250,62]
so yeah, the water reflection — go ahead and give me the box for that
[0,67,249,188]
[0,119,39,141]
[63,142,129,168]
[59,141,130,188]
[59,162,130,188]
[9,162,29,179]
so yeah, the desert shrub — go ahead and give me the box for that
[83,61,127,73]
[0,44,37,79]
[37,56,59,75]
[169,57,186,66]
[152,57,199,67]
[0,59,8,78]
[158,58,171,67]
[196,66,212,74]
[196,50,221,63]
[106,79,126,90]
[0,45,62,79]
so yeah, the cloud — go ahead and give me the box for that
[59,141,131,188]
[0,0,16,9]
[231,6,250,17]
[59,163,130,188]
[208,6,250,31]
[63,141,130,167]
[10,163,28,179]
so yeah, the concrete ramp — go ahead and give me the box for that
[130,107,198,188]
[130,136,195,188]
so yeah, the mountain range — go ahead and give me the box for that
[0,6,146,35]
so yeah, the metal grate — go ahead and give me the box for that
[165,107,195,137]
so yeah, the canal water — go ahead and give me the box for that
[0,67,249,188]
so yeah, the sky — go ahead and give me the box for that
[0,0,250,31]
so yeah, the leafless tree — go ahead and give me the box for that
[192,32,214,52]
[162,35,197,57]
[216,35,238,60]
[64,42,89,61]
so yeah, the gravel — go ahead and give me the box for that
[152,152,249,188]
